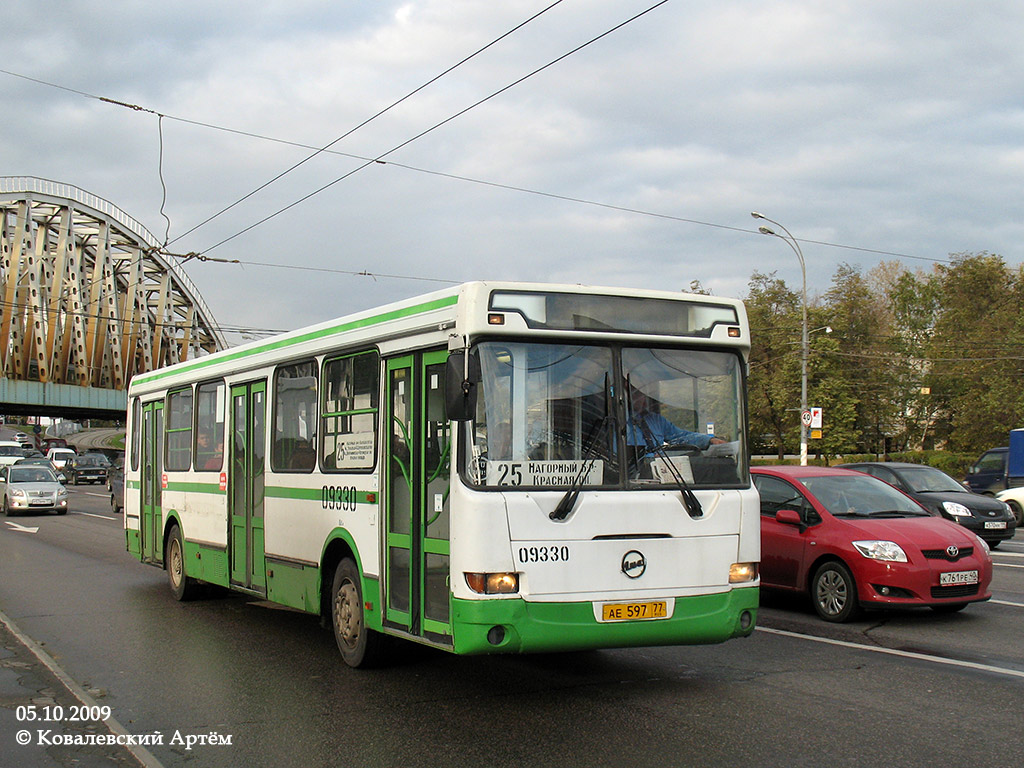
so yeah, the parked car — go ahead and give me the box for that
[65,454,108,485]
[838,462,1017,547]
[15,456,67,484]
[995,487,1024,528]
[0,464,69,516]
[752,465,993,622]
[964,446,1008,494]
[46,447,77,469]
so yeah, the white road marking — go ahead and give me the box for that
[4,520,39,533]
[74,511,117,521]
[757,626,1024,680]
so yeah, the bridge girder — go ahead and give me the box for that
[1,177,225,397]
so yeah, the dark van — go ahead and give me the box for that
[964,446,1008,494]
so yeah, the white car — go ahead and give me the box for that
[0,464,69,515]
[0,441,25,467]
[46,447,77,469]
[995,487,1024,528]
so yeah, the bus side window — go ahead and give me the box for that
[272,360,318,472]
[321,351,379,472]
[194,380,225,471]
[165,387,193,471]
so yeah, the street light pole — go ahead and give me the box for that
[751,212,809,466]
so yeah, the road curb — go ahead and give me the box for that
[0,608,162,768]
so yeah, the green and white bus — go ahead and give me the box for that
[125,281,759,667]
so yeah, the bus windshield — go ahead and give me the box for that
[463,341,746,490]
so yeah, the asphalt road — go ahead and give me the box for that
[0,486,1022,768]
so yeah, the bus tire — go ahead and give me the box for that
[167,525,200,601]
[331,558,385,668]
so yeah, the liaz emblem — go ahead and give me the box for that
[621,550,646,579]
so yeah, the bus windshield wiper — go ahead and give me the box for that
[550,375,613,521]
[626,378,703,519]
[634,414,704,519]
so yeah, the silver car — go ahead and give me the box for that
[0,464,69,516]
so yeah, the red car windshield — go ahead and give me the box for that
[799,474,930,518]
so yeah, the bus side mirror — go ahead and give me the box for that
[445,350,480,422]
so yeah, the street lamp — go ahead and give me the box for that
[751,212,809,466]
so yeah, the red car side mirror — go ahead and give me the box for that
[775,508,805,530]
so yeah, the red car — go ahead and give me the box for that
[751,466,993,622]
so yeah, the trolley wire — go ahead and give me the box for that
[0,28,949,272]
[166,0,568,246]
[196,0,672,255]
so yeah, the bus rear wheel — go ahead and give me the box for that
[331,558,385,668]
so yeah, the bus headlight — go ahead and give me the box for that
[729,562,758,583]
[465,572,519,594]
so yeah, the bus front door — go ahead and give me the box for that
[229,381,267,593]
[384,350,452,643]
[140,401,163,564]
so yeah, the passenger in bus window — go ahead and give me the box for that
[206,441,223,470]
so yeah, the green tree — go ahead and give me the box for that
[819,263,893,455]
[927,253,1024,452]
[882,264,941,450]
[745,271,801,457]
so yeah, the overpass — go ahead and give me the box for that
[0,177,225,420]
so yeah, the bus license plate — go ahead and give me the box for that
[984,521,1006,529]
[940,570,978,586]
[601,601,667,622]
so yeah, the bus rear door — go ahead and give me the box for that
[229,380,267,593]
[140,401,164,564]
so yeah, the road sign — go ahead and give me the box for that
[810,407,823,429]
[801,410,812,427]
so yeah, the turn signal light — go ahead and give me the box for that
[729,562,759,583]
[465,572,519,594]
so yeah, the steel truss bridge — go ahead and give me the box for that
[1,177,224,419]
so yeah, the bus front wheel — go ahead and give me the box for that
[167,525,200,601]
[331,558,385,668]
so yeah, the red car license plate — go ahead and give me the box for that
[939,570,978,586]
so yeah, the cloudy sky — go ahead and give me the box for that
[3,1,1023,345]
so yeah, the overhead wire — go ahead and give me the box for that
[166,0,567,246]
[197,0,672,254]
[0,41,949,271]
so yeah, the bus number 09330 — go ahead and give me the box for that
[322,485,358,511]
[518,545,570,563]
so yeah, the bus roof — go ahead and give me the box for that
[129,281,747,393]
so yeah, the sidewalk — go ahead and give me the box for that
[0,611,146,768]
